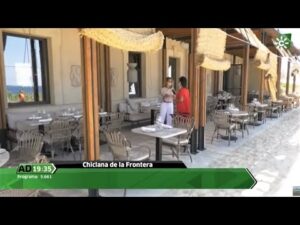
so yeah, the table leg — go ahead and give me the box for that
[151,109,155,125]
[156,137,162,161]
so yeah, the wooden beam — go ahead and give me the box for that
[213,71,219,95]
[286,61,290,95]
[81,36,100,161]
[162,39,167,87]
[199,67,206,127]
[104,45,111,112]
[190,28,199,153]
[188,53,193,93]
[241,44,250,108]
[259,70,265,103]
[293,75,296,93]
[96,44,102,110]
[191,28,199,129]
[0,56,6,129]
[276,56,281,98]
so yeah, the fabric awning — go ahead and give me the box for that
[79,28,164,52]
[236,28,280,100]
[235,28,271,71]
[196,28,230,71]
[265,52,278,100]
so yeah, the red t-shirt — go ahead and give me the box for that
[176,88,191,115]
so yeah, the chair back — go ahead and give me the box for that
[213,110,231,127]
[45,120,72,144]
[104,131,130,160]
[172,115,195,140]
[17,131,43,160]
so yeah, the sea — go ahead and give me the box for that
[6,85,42,94]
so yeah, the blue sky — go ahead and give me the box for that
[4,35,42,86]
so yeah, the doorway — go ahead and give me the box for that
[168,57,179,90]
[223,64,242,96]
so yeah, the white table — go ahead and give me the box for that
[229,110,249,117]
[0,149,10,167]
[132,125,187,161]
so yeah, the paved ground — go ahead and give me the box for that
[15,108,300,197]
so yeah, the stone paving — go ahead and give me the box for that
[44,108,300,196]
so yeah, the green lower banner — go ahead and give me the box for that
[0,167,257,189]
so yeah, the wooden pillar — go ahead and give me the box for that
[213,71,219,95]
[259,70,265,103]
[162,39,167,87]
[241,44,250,109]
[276,55,281,98]
[0,37,7,148]
[190,28,199,153]
[188,53,194,96]
[198,67,206,150]
[286,61,291,95]
[293,74,296,93]
[104,45,111,112]
[96,44,102,110]
[199,67,207,127]
[81,36,100,161]
[0,69,6,130]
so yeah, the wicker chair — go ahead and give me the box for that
[72,118,84,160]
[206,96,219,121]
[105,130,151,161]
[211,110,236,146]
[8,131,44,165]
[162,115,194,162]
[245,105,258,128]
[43,120,75,160]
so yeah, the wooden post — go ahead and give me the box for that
[286,61,291,95]
[241,44,250,109]
[188,53,194,98]
[81,36,100,161]
[259,70,265,103]
[104,45,111,112]
[0,54,7,149]
[293,74,296,93]
[190,28,199,153]
[276,55,281,98]
[198,67,206,150]
[161,38,167,88]
[213,71,219,95]
[199,67,206,127]
[0,67,6,130]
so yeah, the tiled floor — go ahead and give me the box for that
[11,108,300,196]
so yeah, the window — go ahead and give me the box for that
[3,33,50,106]
[128,52,142,98]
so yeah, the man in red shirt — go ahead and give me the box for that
[176,76,191,116]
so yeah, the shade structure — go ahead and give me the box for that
[196,28,230,71]
[79,28,164,52]
[235,28,271,71]
[265,52,278,100]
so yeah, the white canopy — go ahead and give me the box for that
[80,28,164,52]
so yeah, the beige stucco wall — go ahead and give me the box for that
[166,38,189,79]
[0,28,82,110]
[109,47,162,112]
